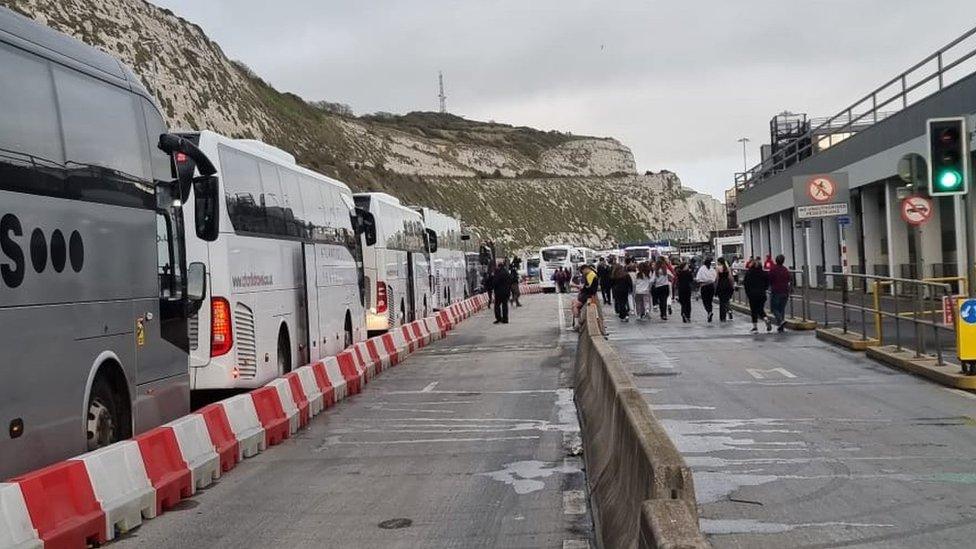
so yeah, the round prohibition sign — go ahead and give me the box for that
[900,195,933,226]
[807,176,836,203]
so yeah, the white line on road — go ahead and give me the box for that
[421,381,439,392]
[745,367,797,380]
[325,435,541,446]
[563,490,587,515]
[386,389,558,395]
[562,540,590,549]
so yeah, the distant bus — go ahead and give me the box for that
[539,244,574,292]
[624,245,654,262]
[526,256,541,281]
[415,207,467,310]
[181,131,366,390]
[355,193,433,334]
[574,247,597,265]
[0,7,216,478]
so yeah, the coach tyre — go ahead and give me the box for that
[86,372,130,451]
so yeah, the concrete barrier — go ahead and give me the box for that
[12,461,106,548]
[134,427,192,515]
[268,378,302,433]
[321,356,349,400]
[575,303,708,549]
[73,441,156,540]
[294,366,325,417]
[638,500,709,549]
[196,403,240,473]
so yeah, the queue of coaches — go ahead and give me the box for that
[0,8,484,479]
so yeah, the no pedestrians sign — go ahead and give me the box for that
[793,173,851,219]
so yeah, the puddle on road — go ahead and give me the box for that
[479,459,582,495]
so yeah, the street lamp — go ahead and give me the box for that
[737,137,750,172]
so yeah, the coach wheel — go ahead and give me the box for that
[86,372,130,452]
[278,329,292,374]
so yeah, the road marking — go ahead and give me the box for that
[421,381,439,393]
[563,490,587,515]
[557,292,566,330]
[945,388,976,400]
[746,367,797,380]
[386,389,558,395]
[563,541,590,549]
[324,435,540,446]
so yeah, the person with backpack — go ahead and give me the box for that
[695,258,718,322]
[716,257,735,322]
[744,261,773,332]
[597,257,613,306]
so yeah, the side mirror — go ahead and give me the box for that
[460,234,471,241]
[193,176,220,242]
[186,262,207,304]
[158,133,216,198]
[356,208,377,246]
[425,228,438,253]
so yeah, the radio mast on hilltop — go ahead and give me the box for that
[438,71,447,113]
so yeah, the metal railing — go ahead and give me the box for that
[732,270,960,368]
[735,25,976,193]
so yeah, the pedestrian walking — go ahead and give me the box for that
[651,258,673,321]
[483,265,494,306]
[768,254,791,332]
[633,262,652,320]
[675,262,693,322]
[716,257,735,322]
[744,261,772,332]
[492,261,512,324]
[610,262,633,321]
[597,257,613,305]
[695,258,718,322]
[509,262,522,307]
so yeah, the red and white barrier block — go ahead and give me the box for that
[0,483,40,549]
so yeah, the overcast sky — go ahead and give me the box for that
[152,0,976,199]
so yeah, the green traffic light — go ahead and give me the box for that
[938,169,962,189]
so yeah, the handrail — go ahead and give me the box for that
[736,25,976,193]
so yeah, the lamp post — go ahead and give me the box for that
[737,137,750,172]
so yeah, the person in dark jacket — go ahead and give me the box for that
[610,263,633,321]
[492,261,512,324]
[483,266,494,306]
[675,262,694,323]
[715,257,735,322]
[509,262,522,307]
[743,261,772,332]
[597,257,612,305]
[768,254,791,332]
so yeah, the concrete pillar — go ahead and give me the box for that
[955,196,970,285]
[743,221,754,260]
[808,218,825,287]
[918,199,943,278]
[885,180,910,279]
[769,213,783,259]
[781,211,795,268]
[758,217,769,260]
[823,217,841,289]
[861,184,886,276]
[792,210,805,273]
[847,192,864,275]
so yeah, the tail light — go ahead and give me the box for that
[211,297,233,357]
[376,281,388,313]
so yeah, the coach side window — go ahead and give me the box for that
[53,66,152,208]
[220,146,266,234]
[0,44,65,197]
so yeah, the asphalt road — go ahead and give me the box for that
[602,299,976,548]
[115,294,592,549]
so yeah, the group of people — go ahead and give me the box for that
[551,267,574,293]
[482,257,523,324]
[574,253,794,333]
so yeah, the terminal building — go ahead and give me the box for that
[734,27,976,290]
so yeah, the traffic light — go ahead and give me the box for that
[927,117,970,196]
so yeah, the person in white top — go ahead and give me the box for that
[695,258,718,322]
[633,262,652,319]
[651,258,674,321]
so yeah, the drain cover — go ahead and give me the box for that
[378,518,413,529]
